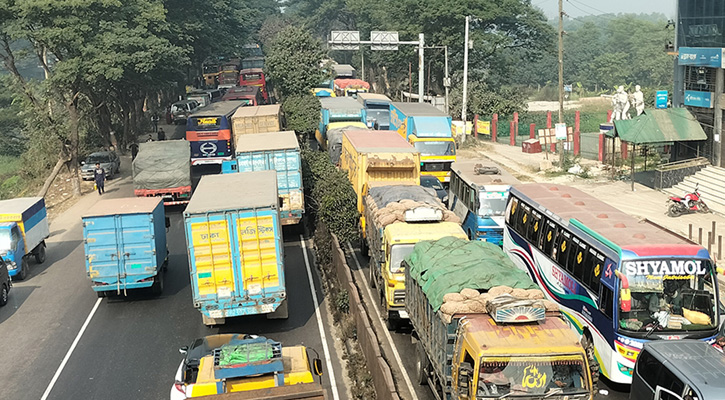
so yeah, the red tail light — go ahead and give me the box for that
[173,382,186,395]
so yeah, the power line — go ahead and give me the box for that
[567,0,609,16]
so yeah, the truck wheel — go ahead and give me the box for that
[151,271,164,295]
[415,341,429,385]
[97,290,107,298]
[17,259,28,281]
[582,334,600,390]
[267,299,289,320]
[35,242,47,264]
[0,283,8,306]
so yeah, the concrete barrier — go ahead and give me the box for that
[330,233,400,400]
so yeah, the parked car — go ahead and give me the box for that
[0,258,10,306]
[81,151,121,180]
[420,175,448,203]
[170,100,199,124]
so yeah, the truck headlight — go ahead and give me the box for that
[6,261,17,270]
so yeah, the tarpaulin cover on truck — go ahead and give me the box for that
[133,140,191,190]
[368,185,440,208]
[406,237,537,311]
[218,339,279,367]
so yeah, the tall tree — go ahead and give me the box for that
[266,26,326,98]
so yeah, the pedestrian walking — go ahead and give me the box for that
[157,128,166,141]
[93,163,106,195]
[165,106,172,124]
[151,113,160,133]
[129,142,139,160]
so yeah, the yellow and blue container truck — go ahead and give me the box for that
[183,171,286,326]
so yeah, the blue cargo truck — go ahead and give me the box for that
[183,171,287,326]
[82,197,168,297]
[315,97,366,150]
[221,131,304,225]
[0,197,50,280]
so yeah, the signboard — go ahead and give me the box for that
[330,31,360,50]
[655,90,668,109]
[555,123,568,140]
[684,90,714,108]
[370,31,399,51]
[678,47,725,68]
[477,120,491,135]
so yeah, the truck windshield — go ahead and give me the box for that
[390,244,415,274]
[414,141,456,156]
[619,258,718,333]
[0,230,10,251]
[478,192,508,217]
[477,356,589,398]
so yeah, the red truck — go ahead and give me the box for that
[132,140,192,206]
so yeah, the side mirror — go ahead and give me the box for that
[179,346,188,354]
[313,358,323,376]
[165,217,171,229]
[80,161,86,166]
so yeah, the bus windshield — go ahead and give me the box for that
[477,356,589,398]
[619,258,718,333]
[479,191,508,217]
[389,244,415,273]
[413,141,456,156]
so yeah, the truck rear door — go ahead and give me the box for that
[85,213,156,289]
[272,149,302,212]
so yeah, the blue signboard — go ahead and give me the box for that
[684,90,714,108]
[656,91,668,109]
[678,47,724,67]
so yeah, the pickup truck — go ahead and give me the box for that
[0,197,50,280]
[405,237,594,400]
[171,334,324,399]
[183,171,287,326]
[82,197,168,297]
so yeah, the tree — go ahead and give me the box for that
[283,93,321,137]
[266,26,326,98]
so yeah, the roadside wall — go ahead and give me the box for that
[330,234,400,400]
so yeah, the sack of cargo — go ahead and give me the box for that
[406,237,537,311]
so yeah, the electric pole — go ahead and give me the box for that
[558,0,565,168]
[462,15,470,122]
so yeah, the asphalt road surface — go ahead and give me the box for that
[0,123,346,400]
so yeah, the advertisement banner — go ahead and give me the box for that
[684,90,714,108]
[477,120,491,135]
[678,47,724,68]
[655,91,668,109]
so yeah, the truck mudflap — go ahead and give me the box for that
[192,383,326,400]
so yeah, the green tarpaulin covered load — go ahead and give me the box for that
[406,237,537,311]
[218,340,277,367]
[132,140,191,190]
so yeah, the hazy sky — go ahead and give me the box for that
[537,0,676,19]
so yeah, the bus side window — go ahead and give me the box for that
[555,230,571,268]
[584,250,604,294]
[599,286,614,320]
[569,239,587,280]
[507,197,519,226]
[527,210,542,245]
[542,221,558,257]
[517,204,531,237]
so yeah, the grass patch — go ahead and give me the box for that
[0,155,21,177]
[0,156,24,200]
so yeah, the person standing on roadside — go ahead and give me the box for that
[94,163,106,195]
[157,128,166,141]
[129,142,139,160]
[151,113,160,133]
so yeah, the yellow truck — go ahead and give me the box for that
[172,334,325,399]
[405,237,595,400]
[183,171,287,326]
[231,105,283,138]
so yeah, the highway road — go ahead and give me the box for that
[345,245,631,400]
[0,124,347,400]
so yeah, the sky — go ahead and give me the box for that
[537,0,676,19]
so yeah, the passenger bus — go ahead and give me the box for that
[503,183,722,385]
[239,68,269,103]
[448,160,520,245]
[186,101,244,165]
[220,85,265,106]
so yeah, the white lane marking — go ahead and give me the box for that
[346,242,417,398]
[41,297,103,400]
[299,235,341,400]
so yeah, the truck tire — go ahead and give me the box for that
[35,242,47,264]
[267,299,289,320]
[17,259,28,281]
[416,341,430,386]
[97,290,107,298]
[0,283,8,306]
[151,270,164,296]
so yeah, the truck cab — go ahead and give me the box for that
[374,220,467,330]
[0,197,50,280]
[0,222,25,278]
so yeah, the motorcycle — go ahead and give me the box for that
[666,184,710,217]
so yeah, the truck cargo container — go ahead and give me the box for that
[133,140,192,206]
[339,130,420,222]
[405,237,594,400]
[363,185,465,329]
[315,97,365,150]
[183,171,286,326]
[230,104,282,137]
[390,102,456,183]
[82,197,168,296]
[221,131,304,225]
[0,197,49,280]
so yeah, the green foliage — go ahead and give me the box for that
[282,93,321,137]
[302,148,359,242]
[449,81,527,120]
[335,288,350,315]
[266,26,326,98]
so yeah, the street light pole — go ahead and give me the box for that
[558,0,565,168]
[462,15,470,121]
[444,45,450,114]
[418,33,425,103]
